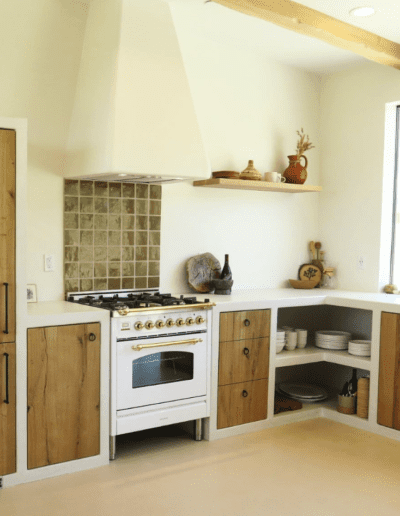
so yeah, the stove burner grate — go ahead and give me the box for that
[68,291,209,311]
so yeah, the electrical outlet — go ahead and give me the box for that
[357,256,366,270]
[44,254,55,272]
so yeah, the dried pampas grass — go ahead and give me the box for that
[296,128,315,158]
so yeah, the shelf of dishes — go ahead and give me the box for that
[275,346,371,370]
[274,378,370,421]
[275,328,371,370]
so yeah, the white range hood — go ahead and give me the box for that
[64,0,210,184]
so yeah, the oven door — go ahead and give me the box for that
[116,333,207,411]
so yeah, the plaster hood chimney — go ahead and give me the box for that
[65,0,210,184]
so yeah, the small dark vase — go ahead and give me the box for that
[283,155,308,184]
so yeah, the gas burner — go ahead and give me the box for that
[92,300,105,307]
[110,302,129,311]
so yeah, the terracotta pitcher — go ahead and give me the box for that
[283,155,308,184]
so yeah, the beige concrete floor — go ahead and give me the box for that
[3,418,400,516]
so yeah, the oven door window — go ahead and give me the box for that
[132,351,194,389]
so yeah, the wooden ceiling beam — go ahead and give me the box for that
[211,0,400,70]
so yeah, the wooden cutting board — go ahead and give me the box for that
[298,263,322,284]
[212,171,240,179]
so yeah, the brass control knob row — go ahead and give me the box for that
[134,316,206,330]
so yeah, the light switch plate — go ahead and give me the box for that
[44,254,55,272]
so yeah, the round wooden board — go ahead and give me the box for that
[298,263,322,284]
[212,171,240,179]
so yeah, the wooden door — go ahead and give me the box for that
[0,129,16,344]
[0,342,16,475]
[27,323,100,469]
[378,312,400,430]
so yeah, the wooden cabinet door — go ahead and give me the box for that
[219,310,270,342]
[0,342,16,476]
[0,130,16,344]
[27,323,100,469]
[378,312,400,430]
[217,379,268,429]
[218,337,269,386]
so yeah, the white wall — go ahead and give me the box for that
[4,2,400,299]
[0,0,88,301]
[319,62,400,292]
[161,10,322,293]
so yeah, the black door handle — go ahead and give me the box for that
[3,352,9,404]
[3,283,9,334]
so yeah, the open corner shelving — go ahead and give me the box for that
[193,178,322,193]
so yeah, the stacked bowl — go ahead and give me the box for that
[348,339,371,357]
[276,329,286,353]
[315,330,351,350]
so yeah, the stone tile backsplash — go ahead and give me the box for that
[64,180,161,294]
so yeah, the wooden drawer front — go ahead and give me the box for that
[217,379,268,429]
[378,312,400,430]
[220,310,270,342]
[218,337,269,385]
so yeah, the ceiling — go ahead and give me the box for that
[169,0,400,74]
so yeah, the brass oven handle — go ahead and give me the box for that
[132,338,202,351]
[118,302,216,316]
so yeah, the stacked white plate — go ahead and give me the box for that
[277,382,328,403]
[315,330,352,350]
[348,339,371,356]
[276,329,286,353]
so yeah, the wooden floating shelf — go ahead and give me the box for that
[193,178,322,193]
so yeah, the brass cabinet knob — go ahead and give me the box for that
[186,317,195,326]
[243,347,250,356]
[89,333,96,342]
[166,318,175,327]
[244,319,251,327]
[145,320,154,330]
[176,318,185,327]
[195,316,205,325]
[242,390,248,398]
[155,320,165,329]
[134,321,144,331]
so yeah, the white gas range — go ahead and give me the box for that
[67,290,214,459]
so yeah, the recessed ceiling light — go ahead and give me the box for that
[349,6,375,17]
[118,173,127,177]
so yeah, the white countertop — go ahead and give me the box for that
[201,288,400,313]
[27,300,110,328]
[26,289,400,327]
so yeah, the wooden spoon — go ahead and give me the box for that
[315,241,322,260]
[309,241,316,260]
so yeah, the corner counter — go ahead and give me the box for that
[203,288,400,444]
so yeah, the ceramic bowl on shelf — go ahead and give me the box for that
[276,341,285,353]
